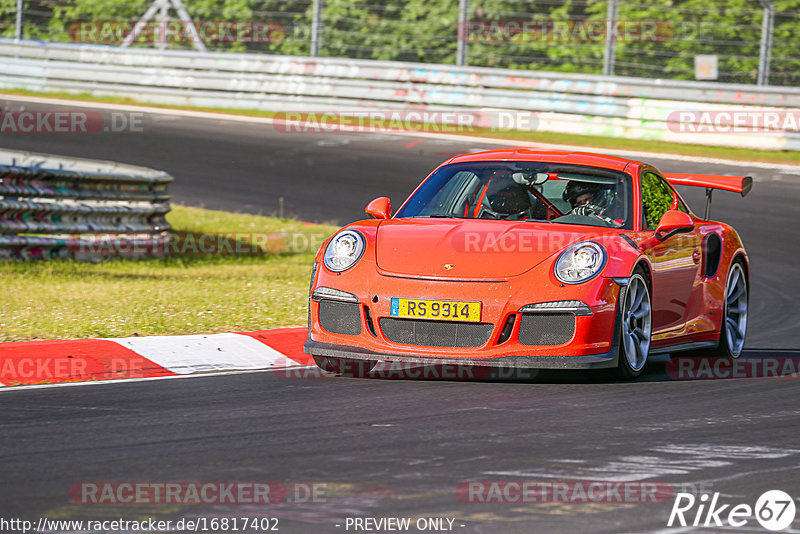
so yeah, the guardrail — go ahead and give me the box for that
[1,39,799,151]
[0,149,172,260]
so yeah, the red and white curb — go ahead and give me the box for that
[0,328,313,388]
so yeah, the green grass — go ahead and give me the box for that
[3,88,800,166]
[0,205,338,342]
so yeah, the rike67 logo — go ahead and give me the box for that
[668,490,796,531]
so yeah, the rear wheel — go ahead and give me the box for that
[715,260,748,358]
[313,355,377,377]
[616,268,652,380]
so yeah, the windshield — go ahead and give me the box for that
[395,161,633,229]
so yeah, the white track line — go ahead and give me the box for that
[2,93,798,172]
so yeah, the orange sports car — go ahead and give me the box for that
[304,149,751,379]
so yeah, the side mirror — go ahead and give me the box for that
[365,197,392,220]
[654,210,694,241]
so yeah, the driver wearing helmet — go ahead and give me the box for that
[562,180,621,226]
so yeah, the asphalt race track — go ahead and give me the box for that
[2,99,800,533]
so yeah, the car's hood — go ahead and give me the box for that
[375,218,601,279]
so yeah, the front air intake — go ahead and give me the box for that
[518,313,575,346]
[379,318,493,348]
[318,300,362,335]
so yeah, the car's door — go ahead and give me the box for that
[640,171,701,336]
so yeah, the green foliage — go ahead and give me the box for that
[1,0,308,52]
[770,2,800,86]
[466,0,606,71]
[613,0,763,83]
[322,0,458,62]
[641,173,673,229]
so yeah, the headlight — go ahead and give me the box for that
[555,241,606,284]
[323,230,365,272]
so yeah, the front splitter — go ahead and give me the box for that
[304,340,618,370]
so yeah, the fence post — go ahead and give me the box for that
[456,0,469,66]
[757,0,774,86]
[15,0,23,40]
[602,0,618,76]
[310,0,323,57]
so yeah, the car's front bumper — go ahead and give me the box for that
[303,339,618,369]
[304,263,627,369]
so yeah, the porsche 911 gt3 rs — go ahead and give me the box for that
[304,149,751,379]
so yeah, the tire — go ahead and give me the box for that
[714,260,748,358]
[313,355,377,377]
[615,267,652,380]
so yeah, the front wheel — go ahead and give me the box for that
[715,261,748,358]
[616,268,652,380]
[313,355,377,377]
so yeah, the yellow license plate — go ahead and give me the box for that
[390,298,481,322]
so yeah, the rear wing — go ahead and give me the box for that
[662,173,753,219]
[663,173,753,196]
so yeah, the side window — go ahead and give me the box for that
[675,194,690,214]
[640,172,676,230]
[542,180,571,214]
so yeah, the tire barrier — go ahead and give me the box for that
[0,149,172,260]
